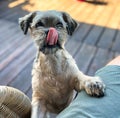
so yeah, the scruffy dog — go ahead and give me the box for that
[19,10,105,118]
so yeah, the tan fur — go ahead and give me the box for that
[19,10,105,118]
[32,51,74,113]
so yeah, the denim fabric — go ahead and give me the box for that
[57,66,120,118]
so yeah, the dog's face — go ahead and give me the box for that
[19,11,78,54]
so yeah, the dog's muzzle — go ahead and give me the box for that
[46,27,58,46]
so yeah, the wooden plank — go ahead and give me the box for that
[97,28,116,49]
[105,2,120,30]
[0,23,19,43]
[2,10,27,23]
[8,60,33,93]
[69,23,85,42]
[82,0,119,29]
[84,25,103,45]
[0,44,36,85]
[61,1,96,46]
[93,2,117,28]
[97,2,120,49]
[112,26,120,52]
[75,23,92,42]
[0,35,28,62]
[26,87,32,100]
[0,36,33,71]
[87,48,114,76]
[0,0,9,11]
[74,43,96,73]
[65,35,82,57]
[0,26,31,61]
[76,3,96,22]
[65,2,96,44]
[76,4,105,43]
[0,1,28,18]
[69,1,88,17]
[0,19,13,26]
[0,33,27,57]
[0,21,16,36]
[114,52,120,57]
[84,2,116,45]
[65,3,98,51]
[73,3,97,42]
[81,4,106,24]
[0,29,24,49]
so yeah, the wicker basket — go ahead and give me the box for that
[0,86,31,118]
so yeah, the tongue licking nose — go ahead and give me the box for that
[46,28,58,45]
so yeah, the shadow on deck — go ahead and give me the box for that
[0,0,120,100]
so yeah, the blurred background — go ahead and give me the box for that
[0,0,120,100]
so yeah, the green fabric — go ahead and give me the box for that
[57,65,120,118]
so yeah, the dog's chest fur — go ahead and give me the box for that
[32,50,76,113]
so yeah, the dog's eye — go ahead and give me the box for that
[56,22,63,28]
[36,21,44,27]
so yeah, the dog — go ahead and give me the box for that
[19,10,105,118]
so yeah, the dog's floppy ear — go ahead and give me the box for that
[61,12,79,35]
[19,12,36,34]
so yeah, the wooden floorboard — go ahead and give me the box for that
[26,86,32,100]
[84,25,103,45]
[0,0,120,109]
[74,43,97,73]
[0,2,28,23]
[0,43,35,85]
[97,28,117,49]
[76,23,92,42]
[8,60,33,94]
[87,48,114,75]
[0,36,32,71]
[65,38,82,57]
[112,25,120,52]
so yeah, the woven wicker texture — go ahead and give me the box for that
[0,86,31,118]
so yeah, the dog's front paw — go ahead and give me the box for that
[84,77,105,97]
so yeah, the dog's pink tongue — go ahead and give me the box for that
[46,28,58,45]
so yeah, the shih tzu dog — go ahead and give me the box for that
[19,10,105,118]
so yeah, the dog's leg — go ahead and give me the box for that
[31,99,47,118]
[73,71,105,97]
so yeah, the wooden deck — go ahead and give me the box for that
[0,0,120,101]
